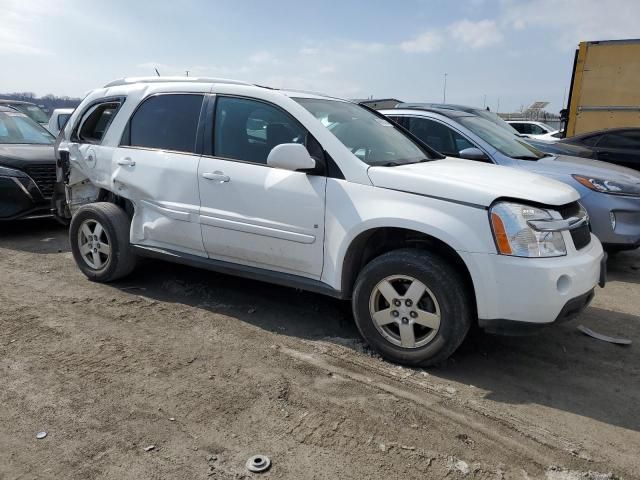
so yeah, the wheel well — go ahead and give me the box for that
[341,228,476,307]
[97,189,135,218]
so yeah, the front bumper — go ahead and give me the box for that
[479,288,595,335]
[0,173,52,220]
[582,191,640,248]
[460,235,604,327]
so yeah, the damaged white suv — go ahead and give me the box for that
[55,77,606,366]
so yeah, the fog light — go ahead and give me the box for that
[610,211,616,231]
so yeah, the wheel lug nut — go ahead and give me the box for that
[410,311,418,318]
[391,310,399,317]
[405,299,413,307]
[393,299,401,307]
[401,317,409,324]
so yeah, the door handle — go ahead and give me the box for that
[117,157,136,166]
[202,171,230,183]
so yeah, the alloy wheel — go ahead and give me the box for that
[77,219,111,270]
[369,274,441,348]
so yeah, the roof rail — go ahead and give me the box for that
[103,76,253,88]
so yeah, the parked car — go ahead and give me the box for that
[47,108,74,136]
[381,104,640,252]
[507,120,562,141]
[0,106,57,220]
[559,128,640,171]
[55,77,604,366]
[0,99,49,127]
[524,138,595,159]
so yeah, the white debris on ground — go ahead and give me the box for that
[546,466,619,480]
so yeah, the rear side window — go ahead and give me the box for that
[579,134,601,147]
[77,101,122,143]
[126,94,204,154]
[510,123,527,134]
[213,96,307,165]
[406,117,470,156]
[529,124,546,135]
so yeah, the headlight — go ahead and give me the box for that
[490,202,566,257]
[0,165,27,177]
[573,174,640,197]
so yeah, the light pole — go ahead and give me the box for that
[443,73,448,103]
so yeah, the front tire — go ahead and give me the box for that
[352,249,472,367]
[69,202,137,282]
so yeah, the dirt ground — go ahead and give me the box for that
[1,219,639,480]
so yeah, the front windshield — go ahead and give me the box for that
[13,104,49,124]
[0,112,55,144]
[458,116,545,160]
[294,98,428,166]
[473,109,520,134]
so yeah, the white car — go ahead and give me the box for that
[47,108,74,136]
[507,120,562,141]
[54,77,605,366]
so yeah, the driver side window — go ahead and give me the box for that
[214,96,311,165]
[406,117,473,157]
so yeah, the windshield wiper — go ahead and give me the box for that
[372,158,432,167]
[512,155,542,161]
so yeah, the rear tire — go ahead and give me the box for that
[69,202,137,282]
[352,248,472,367]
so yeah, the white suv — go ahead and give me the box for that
[55,77,605,366]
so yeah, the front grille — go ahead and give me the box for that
[558,201,591,250]
[24,163,56,198]
[558,202,581,219]
[570,224,591,250]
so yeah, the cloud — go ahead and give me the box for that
[501,0,640,48]
[299,47,320,55]
[448,19,503,49]
[400,31,444,53]
[0,0,57,56]
[347,41,388,53]
[248,51,278,65]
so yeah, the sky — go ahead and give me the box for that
[1,0,639,113]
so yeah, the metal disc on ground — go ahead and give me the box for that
[246,454,271,473]
[36,431,47,439]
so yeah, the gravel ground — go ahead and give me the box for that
[1,219,639,479]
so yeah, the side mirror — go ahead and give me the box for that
[459,147,490,162]
[267,143,316,172]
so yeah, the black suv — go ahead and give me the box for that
[0,106,57,220]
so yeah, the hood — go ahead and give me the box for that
[519,154,640,183]
[367,158,579,207]
[0,144,56,171]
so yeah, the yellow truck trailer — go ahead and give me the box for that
[565,39,640,137]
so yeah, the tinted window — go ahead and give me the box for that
[529,124,546,135]
[510,123,527,134]
[579,134,601,147]
[406,117,472,156]
[598,131,640,150]
[127,94,203,153]
[214,96,307,165]
[78,101,121,143]
[58,113,71,130]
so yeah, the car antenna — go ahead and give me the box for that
[154,68,161,77]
